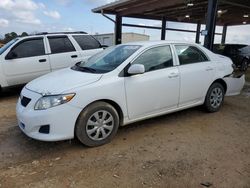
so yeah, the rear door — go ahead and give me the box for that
[2,37,50,86]
[47,35,81,70]
[72,35,103,62]
[174,45,216,107]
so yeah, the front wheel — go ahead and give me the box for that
[75,102,119,147]
[204,83,225,112]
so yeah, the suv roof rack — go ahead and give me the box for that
[34,31,88,36]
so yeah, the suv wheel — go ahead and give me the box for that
[204,83,225,112]
[75,102,119,147]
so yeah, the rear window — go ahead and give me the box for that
[73,35,101,50]
[225,45,248,54]
[214,44,249,55]
[48,36,75,54]
[175,45,208,65]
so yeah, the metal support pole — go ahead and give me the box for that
[122,23,222,35]
[211,23,216,50]
[221,25,227,44]
[204,0,218,50]
[115,15,122,45]
[195,21,201,44]
[161,17,166,40]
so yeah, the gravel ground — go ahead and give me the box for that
[0,79,249,188]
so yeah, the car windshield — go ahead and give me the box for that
[0,38,19,55]
[72,45,141,73]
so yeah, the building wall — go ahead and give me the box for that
[94,34,114,47]
[122,33,150,44]
[93,32,150,46]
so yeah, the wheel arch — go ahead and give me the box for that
[211,78,227,93]
[98,99,124,125]
[75,99,124,129]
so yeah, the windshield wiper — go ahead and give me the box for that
[78,66,97,73]
[73,62,96,73]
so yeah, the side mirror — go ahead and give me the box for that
[127,64,145,75]
[6,51,17,60]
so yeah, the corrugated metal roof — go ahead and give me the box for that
[92,0,250,26]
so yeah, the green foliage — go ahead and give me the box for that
[1,32,29,44]
[21,32,28,37]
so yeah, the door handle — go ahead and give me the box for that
[168,72,179,78]
[71,55,78,58]
[39,59,46,63]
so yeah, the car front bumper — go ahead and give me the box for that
[16,88,82,141]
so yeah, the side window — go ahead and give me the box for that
[73,35,101,50]
[9,38,45,58]
[132,45,173,72]
[48,36,75,54]
[175,45,208,65]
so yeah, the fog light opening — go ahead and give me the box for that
[39,125,50,134]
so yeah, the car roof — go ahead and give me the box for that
[121,40,200,47]
[20,32,90,39]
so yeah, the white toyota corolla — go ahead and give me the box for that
[16,41,245,147]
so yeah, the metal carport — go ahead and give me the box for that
[92,0,250,50]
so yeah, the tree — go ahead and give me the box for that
[21,32,28,37]
[4,32,18,43]
[2,32,28,44]
[10,32,18,38]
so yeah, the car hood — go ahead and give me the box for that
[25,68,102,95]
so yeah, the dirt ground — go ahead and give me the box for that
[0,74,250,188]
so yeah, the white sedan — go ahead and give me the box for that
[16,41,245,147]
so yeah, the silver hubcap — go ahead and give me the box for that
[86,110,114,141]
[210,87,223,108]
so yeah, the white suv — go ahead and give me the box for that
[0,32,103,90]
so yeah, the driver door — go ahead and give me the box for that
[2,37,50,86]
[124,45,180,120]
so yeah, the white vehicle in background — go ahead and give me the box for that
[0,32,103,90]
[16,41,245,147]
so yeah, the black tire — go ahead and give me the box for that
[240,59,248,72]
[75,101,119,147]
[204,83,225,113]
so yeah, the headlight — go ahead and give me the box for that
[34,93,75,110]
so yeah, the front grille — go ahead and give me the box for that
[21,96,31,107]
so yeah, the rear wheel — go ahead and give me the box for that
[75,102,119,147]
[204,83,225,112]
[240,59,248,72]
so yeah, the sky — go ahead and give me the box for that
[0,0,250,45]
